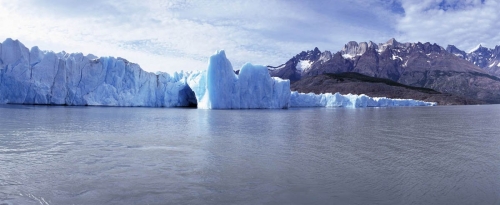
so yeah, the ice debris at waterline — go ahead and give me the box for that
[0,38,436,108]
[290,92,436,107]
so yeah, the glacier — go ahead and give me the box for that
[0,38,196,107]
[0,38,436,109]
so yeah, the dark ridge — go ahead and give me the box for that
[267,64,285,69]
[470,71,500,81]
[324,72,440,94]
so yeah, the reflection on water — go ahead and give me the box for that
[1,105,500,204]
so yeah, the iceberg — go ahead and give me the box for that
[187,50,290,109]
[0,38,436,109]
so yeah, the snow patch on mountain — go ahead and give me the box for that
[342,54,354,59]
[342,53,363,59]
[318,51,332,63]
[296,60,312,72]
[392,54,402,61]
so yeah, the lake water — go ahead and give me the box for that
[0,105,500,205]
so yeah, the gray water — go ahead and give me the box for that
[0,105,499,205]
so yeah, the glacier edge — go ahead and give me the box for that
[0,38,436,109]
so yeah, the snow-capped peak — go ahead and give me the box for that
[468,44,483,53]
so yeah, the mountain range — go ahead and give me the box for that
[269,38,500,105]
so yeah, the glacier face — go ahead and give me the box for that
[0,38,196,107]
[0,38,436,109]
[187,50,290,109]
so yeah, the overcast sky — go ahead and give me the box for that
[0,0,498,73]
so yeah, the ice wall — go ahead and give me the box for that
[0,38,436,109]
[187,50,290,109]
[0,38,196,107]
[290,91,436,107]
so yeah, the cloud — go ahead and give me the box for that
[0,0,441,73]
[396,0,500,51]
[0,0,210,72]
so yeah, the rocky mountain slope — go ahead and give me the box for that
[270,39,500,104]
[447,44,500,76]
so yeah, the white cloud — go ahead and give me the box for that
[396,0,500,51]
[0,0,429,73]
